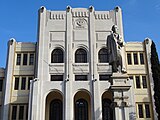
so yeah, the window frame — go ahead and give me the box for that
[51,48,64,63]
[98,48,109,63]
[75,48,87,63]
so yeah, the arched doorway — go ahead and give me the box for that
[45,90,63,120]
[74,90,91,120]
[102,91,113,120]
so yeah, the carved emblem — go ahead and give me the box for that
[74,18,87,29]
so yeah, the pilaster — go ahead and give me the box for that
[2,38,16,120]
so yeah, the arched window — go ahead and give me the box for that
[75,48,87,63]
[75,99,88,120]
[102,99,113,120]
[51,49,63,63]
[50,99,62,120]
[98,48,109,63]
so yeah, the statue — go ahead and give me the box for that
[107,25,127,73]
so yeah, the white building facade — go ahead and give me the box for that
[0,6,157,120]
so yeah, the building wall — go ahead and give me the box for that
[0,6,156,120]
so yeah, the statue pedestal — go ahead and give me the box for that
[110,73,131,120]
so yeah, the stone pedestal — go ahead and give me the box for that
[110,73,131,120]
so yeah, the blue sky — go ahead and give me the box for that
[0,0,160,67]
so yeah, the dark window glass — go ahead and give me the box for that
[14,77,19,90]
[135,76,141,88]
[51,75,63,81]
[50,99,62,120]
[26,105,28,119]
[51,49,63,63]
[12,106,17,120]
[28,77,33,90]
[129,76,133,80]
[29,54,34,65]
[127,53,132,65]
[98,48,109,63]
[16,54,21,65]
[23,54,28,65]
[75,99,88,120]
[99,75,110,81]
[19,106,24,120]
[75,75,88,81]
[0,79,3,91]
[102,99,113,120]
[145,104,151,118]
[142,76,147,88]
[140,53,144,64]
[133,53,138,65]
[138,104,144,118]
[21,77,26,90]
[75,48,87,63]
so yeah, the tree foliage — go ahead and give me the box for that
[151,41,160,119]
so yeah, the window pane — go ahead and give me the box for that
[138,104,144,118]
[19,106,24,120]
[51,49,63,63]
[21,77,26,90]
[98,48,109,63]
[0,80,3,91]
[23,54,28,65]
[12,106,17,120]
[75,99,88,120]
[142,76,147,88]
[29,54,34,65]
[99,75,110,81]
[127,53,132,65]
[51,75,63,81]
[16,54,21,65]
[14,77,19,90]
[75,49,87,63]
[133,53,138,65]
[102,99,113,120]
[140,53,144,64]
[145,104,151,118]
[135,76,141,88]
[75,75,88,81]
[26,105,28,119]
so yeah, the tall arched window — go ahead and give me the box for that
[102,99,113,120]
[51,49,64,63]
[75,99,88,120]
[75,48,87,63]
[98,48,109,63]
[50,99,62,120]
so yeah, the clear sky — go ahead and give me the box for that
[0,0,160,67]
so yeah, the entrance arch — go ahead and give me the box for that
[74,90,91,120]
[102,91,113,120]
[45,90,63,120]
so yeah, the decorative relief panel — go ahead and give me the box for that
[50,32,65,42]
[73,63,89,73]
[49,64,64,74]
[96,32,110,41]
[73,18,88,29]
[97,63,112,73]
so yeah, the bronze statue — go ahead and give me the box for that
[107,25,126,73]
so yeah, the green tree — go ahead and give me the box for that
[151,41,160,119]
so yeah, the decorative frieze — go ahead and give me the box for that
[72,11,89,17]
[95,12,110,20]
[50,12,65,20]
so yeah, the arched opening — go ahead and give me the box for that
[98,48,109,63]
[75,48,87,63]
[51,48,64,63]
[45,91,63,120]
[74,90,91,120]
[102,91,113,120]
